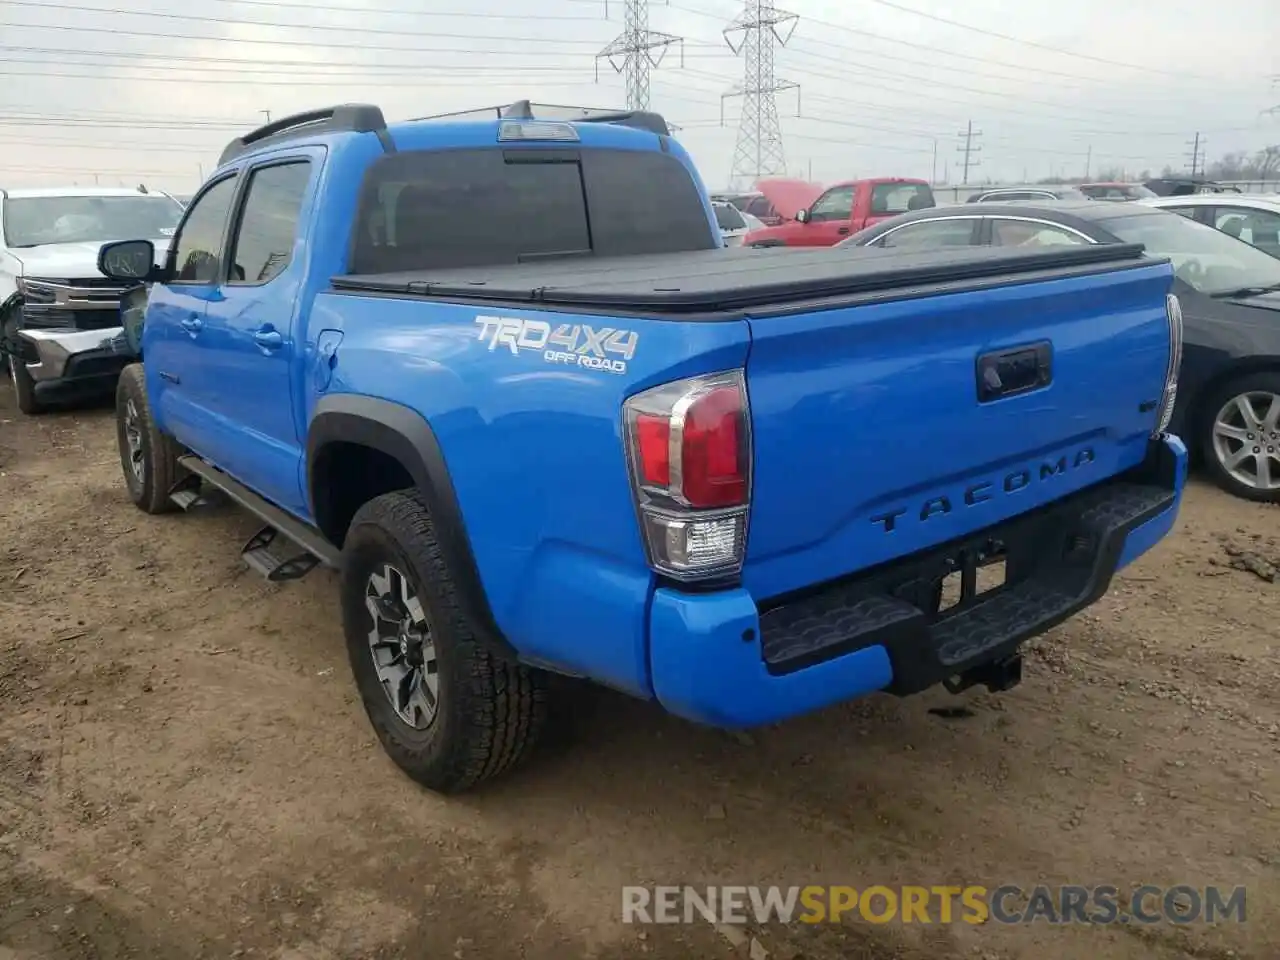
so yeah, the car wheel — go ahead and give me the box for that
[115,363,186,513]
[1199,372,1280,503]
[340,490,549,793]
[9,350,46,415]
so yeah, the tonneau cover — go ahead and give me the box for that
[331,242,1152,314]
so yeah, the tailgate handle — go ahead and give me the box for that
[976,341,1052,403]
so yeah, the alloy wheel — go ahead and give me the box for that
[364,563,439,729]
[1212,390,1280,491]
[122,398,145,482]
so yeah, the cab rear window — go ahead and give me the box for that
[349,147,717,274]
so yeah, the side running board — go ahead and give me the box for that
[174,455,341,581]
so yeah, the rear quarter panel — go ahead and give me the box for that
[312,291,751,696]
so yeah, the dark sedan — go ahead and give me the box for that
[840,201,1280,502]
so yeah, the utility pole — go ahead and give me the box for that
[596,0,682,111]
[957,119,981,185]
[1186,132,1204,177]
[931,138,938,185]
[1084,144,1092,180]
[722,0,800,189]
[260,109,271,124]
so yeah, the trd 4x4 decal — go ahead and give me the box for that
[474,315,639,375]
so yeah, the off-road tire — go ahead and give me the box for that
[1198,370,1280,504]
[9,350,46,415]
[115,363,187,514]
[341,490,549,793]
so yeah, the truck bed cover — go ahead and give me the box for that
[331,242,1154,316]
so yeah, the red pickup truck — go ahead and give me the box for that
[743,177,936,247]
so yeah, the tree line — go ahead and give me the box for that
[1032,144,1279,185]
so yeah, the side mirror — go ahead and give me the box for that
[98,239,162,284]
[794,208,810,224]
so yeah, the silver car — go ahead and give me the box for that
[712,200,763,247]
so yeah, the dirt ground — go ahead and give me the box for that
[0,390,1276,960]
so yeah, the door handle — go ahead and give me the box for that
[837,227,850,235]
[180,315,203,333]
[253,327,284,350]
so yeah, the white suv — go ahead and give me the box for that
[1,185,182,414]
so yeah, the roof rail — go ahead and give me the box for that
[410,100,671,137]
[218,103,389,166]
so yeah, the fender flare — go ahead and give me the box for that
[307,394,515,659]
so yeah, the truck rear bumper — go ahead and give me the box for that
[648,433,1186,729]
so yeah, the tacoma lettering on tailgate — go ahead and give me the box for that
[870,448,1096,533]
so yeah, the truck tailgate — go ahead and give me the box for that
[741,261,1173,601]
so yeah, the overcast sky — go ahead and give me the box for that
[1,0,1276,193]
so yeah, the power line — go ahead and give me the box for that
[8,0,611,22]
[595,0,683,110]
[957,120,982,184]
[669,0,1254,92]
[0,18,684,55]
[0,45,607,75]
[1,58,1255,169]
[859,0,1248,81]
[0,66,606,87]
[4,0,639,45]
[1,41,1253,138]
[722,0,799,188]
[0,39,1252,141]
[1,17,1259,134]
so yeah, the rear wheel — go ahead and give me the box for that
[115,363,186,514]
[341,490,548,793]
[1199,372,1280,503]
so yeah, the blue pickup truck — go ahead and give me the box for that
[96,102,1187,793]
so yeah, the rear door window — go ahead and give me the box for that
[876,219,979,249]
[350,147,715,274]
[871,183,935,215]
[991,219,1090,247]
[1214,207,1280,256]
[713,204,746,231]
[227,161,311,285]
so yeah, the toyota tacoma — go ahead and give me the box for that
[95,101,1187,794]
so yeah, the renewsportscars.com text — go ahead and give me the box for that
[621,884,1247,926]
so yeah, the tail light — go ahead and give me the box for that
[1154,293,1183,436]
[623,370,751,581]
